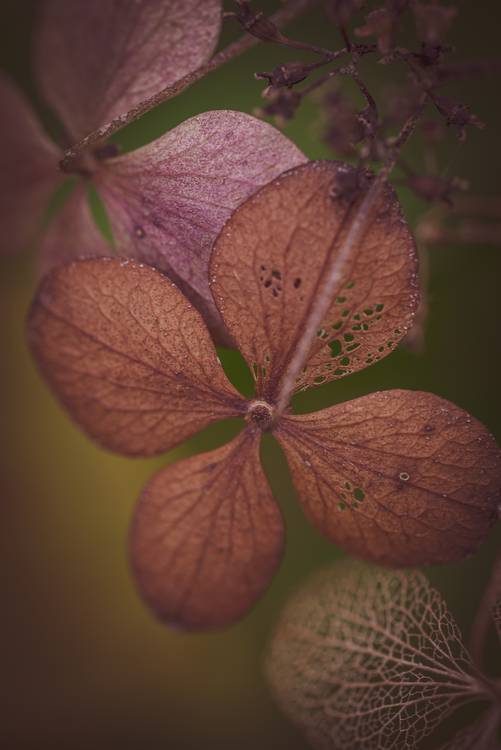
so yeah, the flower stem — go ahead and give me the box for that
[60,0,318,173]
[274,102,425,417]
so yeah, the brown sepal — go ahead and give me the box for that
[130,430,284,629]
[275,389,501,565]
[210,161,418,402]
[27,258,245,456]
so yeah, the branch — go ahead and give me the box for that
[274,102,425,417]
[60,0,318,173]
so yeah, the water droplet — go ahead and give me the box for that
[134,225,145,239]
[399,472,410,482]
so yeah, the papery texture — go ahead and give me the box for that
[130,430,284,629]
[28,258,244,456]
[38,184,110,276]
[35,0,222,139]
[97,111,306,340]
[267,562,480,750]
[210,160,418,400]
[275,390,501,565]
[0,72,60,255]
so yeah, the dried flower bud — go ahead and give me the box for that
[255,62,318,89]
[407,174,468,204]
[328,164,371,202]
[255,88,303,126]
[434,96,485,141]
[355,3,406,54]
[229,1,289,44]
[416,42,452,68]
[412,1,457,46]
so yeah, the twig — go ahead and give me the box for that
[274,102,425,417]
[60,0,318,173]
[299,44,377,97]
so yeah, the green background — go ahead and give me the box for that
[1,1,500,748]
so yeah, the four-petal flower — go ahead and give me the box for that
[27,161,501,629]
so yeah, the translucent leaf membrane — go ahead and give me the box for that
[267,562,482,750]
[35,0,223,140]
[27,259,245,456]
[0,72,60,255]
[130,430,284,630]
[96,111,305,342]
[210,160,418,400]
[275,390,501,565]
[38,184,111,277]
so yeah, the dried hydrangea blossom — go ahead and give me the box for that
[1,0,305,338]
[34,0,223,142]
[27,161,501,629]
[267,561,501,750]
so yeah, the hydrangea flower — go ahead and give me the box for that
[27,161,501,630]
[267,560,501,750]
[1,0,305,338]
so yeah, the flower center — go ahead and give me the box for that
[61,143,120,177]
[246,400,275,431]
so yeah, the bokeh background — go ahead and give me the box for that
[1,1,501,748]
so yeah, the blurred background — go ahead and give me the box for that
[1,1,501,747]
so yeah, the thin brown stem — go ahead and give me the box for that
[299,43,377,95]
[274,102,425,417]
[470,549,501,672]
[300,64,345,96]
[60,0,317,173]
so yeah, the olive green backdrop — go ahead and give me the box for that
[1,1,500,748]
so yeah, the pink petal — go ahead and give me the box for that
[34,0,223,140]
[96,110,306,341]
[0,72,60,255]
[38,183,111,277]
